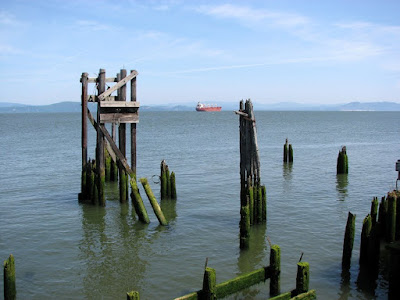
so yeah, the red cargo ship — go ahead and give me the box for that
[196,102,222,112]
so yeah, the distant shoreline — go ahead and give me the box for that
[0,101,399,113]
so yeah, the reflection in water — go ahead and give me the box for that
[338,269,351,300]
[336,174,348,201]
[79,195,151,298]
[236,224,267,299]
[283,162,293,180]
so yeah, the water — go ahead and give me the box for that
[0,111,399,299]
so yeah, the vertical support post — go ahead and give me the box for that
[371,197,379,225]
[288,144,293,163]
[359,214,372,265]
[296,262,309,295]
[4,254,16,300]
[170,172,177,199]
[130,70,137,176]
[387,192,397,243]
[81,72,88,196]
[239,198,250,249]
[203,267,216,300]
[283,139,288,163]
[342,212,356,270]
[270,245,281,296]
[378,196,387,238]
[96,69,106,206]
[118,70,128,203]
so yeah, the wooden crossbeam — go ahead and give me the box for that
[98,70,138,101]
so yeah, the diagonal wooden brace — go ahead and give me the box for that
[98,70,138,101]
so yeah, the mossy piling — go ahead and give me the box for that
[342,212,356,270]
[283,139,293,163]
[387,191,397,243]
[140,178,168,226]
[295,262,309,295]
[203,267,216,300]
[359,214,372,265]
[127,291,140,300]
[130,178,150,224]
[337,146,348,174]
[160,160,177,200]
[4,254,16,300]
[235,99,266,249]
[270,245,281,296]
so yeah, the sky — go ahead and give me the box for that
[1,0,400,106]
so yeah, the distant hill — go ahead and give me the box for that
[0,101,399,113]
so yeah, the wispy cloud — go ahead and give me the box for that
[75,20,115,32]
[195,4,310,29]
[0,11,19,25]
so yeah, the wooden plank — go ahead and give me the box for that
[85,77,118,83]
[100,113,139,124]
[99,101,140,108]
[98,70,138,101]
[88,95,117,102]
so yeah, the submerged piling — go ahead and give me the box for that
[160,160,177,200]
[386,192,397,243]
[4,254,16,300]
[140,178,168,226]
[296,262,310,295]
[127,291,140,300]
[203,267,216,300]
[342,212,356,270]
[130,179,150,224]
[283,139,293,163]
[270,245,281,296]
[359,214,372,265]
[337,146,348,174]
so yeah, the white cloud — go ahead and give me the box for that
[0,11,18,25]
[195,4,310,29]
[75,20,114,32]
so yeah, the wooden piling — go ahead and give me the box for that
[130,70,137,176]
[81,72,88,195]
[105,147,111,182]
[140,178,168,226]
[161,160,168,199]
[337,146,348,174]
[127,291,140,300]
[283,139,288,163]
[202,267,216,300]
[262,185,267,222]
[239,202,250,249]
[359,214,372,265]
[170,171,177,199]
[96,69,106,206]
[270,245,281,296]
[378,196,387,238]
[4,254,16,300]
[118,70,128,203]
[296,262,309,295]
[288,144,293,163]
[342,212,356,270]
[371,197,378,226]
[387,191,397,243]
[130,179,150,224]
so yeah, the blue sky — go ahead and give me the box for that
[1,0,400,105]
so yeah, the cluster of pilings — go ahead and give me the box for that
[126,244,316,300]
[342,190,400,298]
[161,160,177,200]
[283,138,293,163]
[235,99,267,249]
[79,69,139,206]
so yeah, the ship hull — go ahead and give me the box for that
[196,107,222,112]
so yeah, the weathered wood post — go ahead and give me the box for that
[342,212,356,270]
[296,262,310,295]
[378,196,387,238]
[337,146,348,174]
[235,99,266,249]
[270,245,281,296]
[127,291,140,300]
[170,171,177,199]
[239,199,250,249]
[203,267,216,300]
[4,254,16,300]
[288,143,293,163]
[161,160,168,199]
[111,123,118,181]
[386,191,397,243]
[96,69,106,206]
[130,70,137,177]
[118,70,129,203]
[81,72,88,197]
[130,179,150,224]
[371,197,379,225]
[359,214,372,265]
[140,178,168,226]
[283,139,288,162]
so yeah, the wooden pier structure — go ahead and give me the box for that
[79,68,139,206]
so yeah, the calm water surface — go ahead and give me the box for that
[0,111,399,299]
